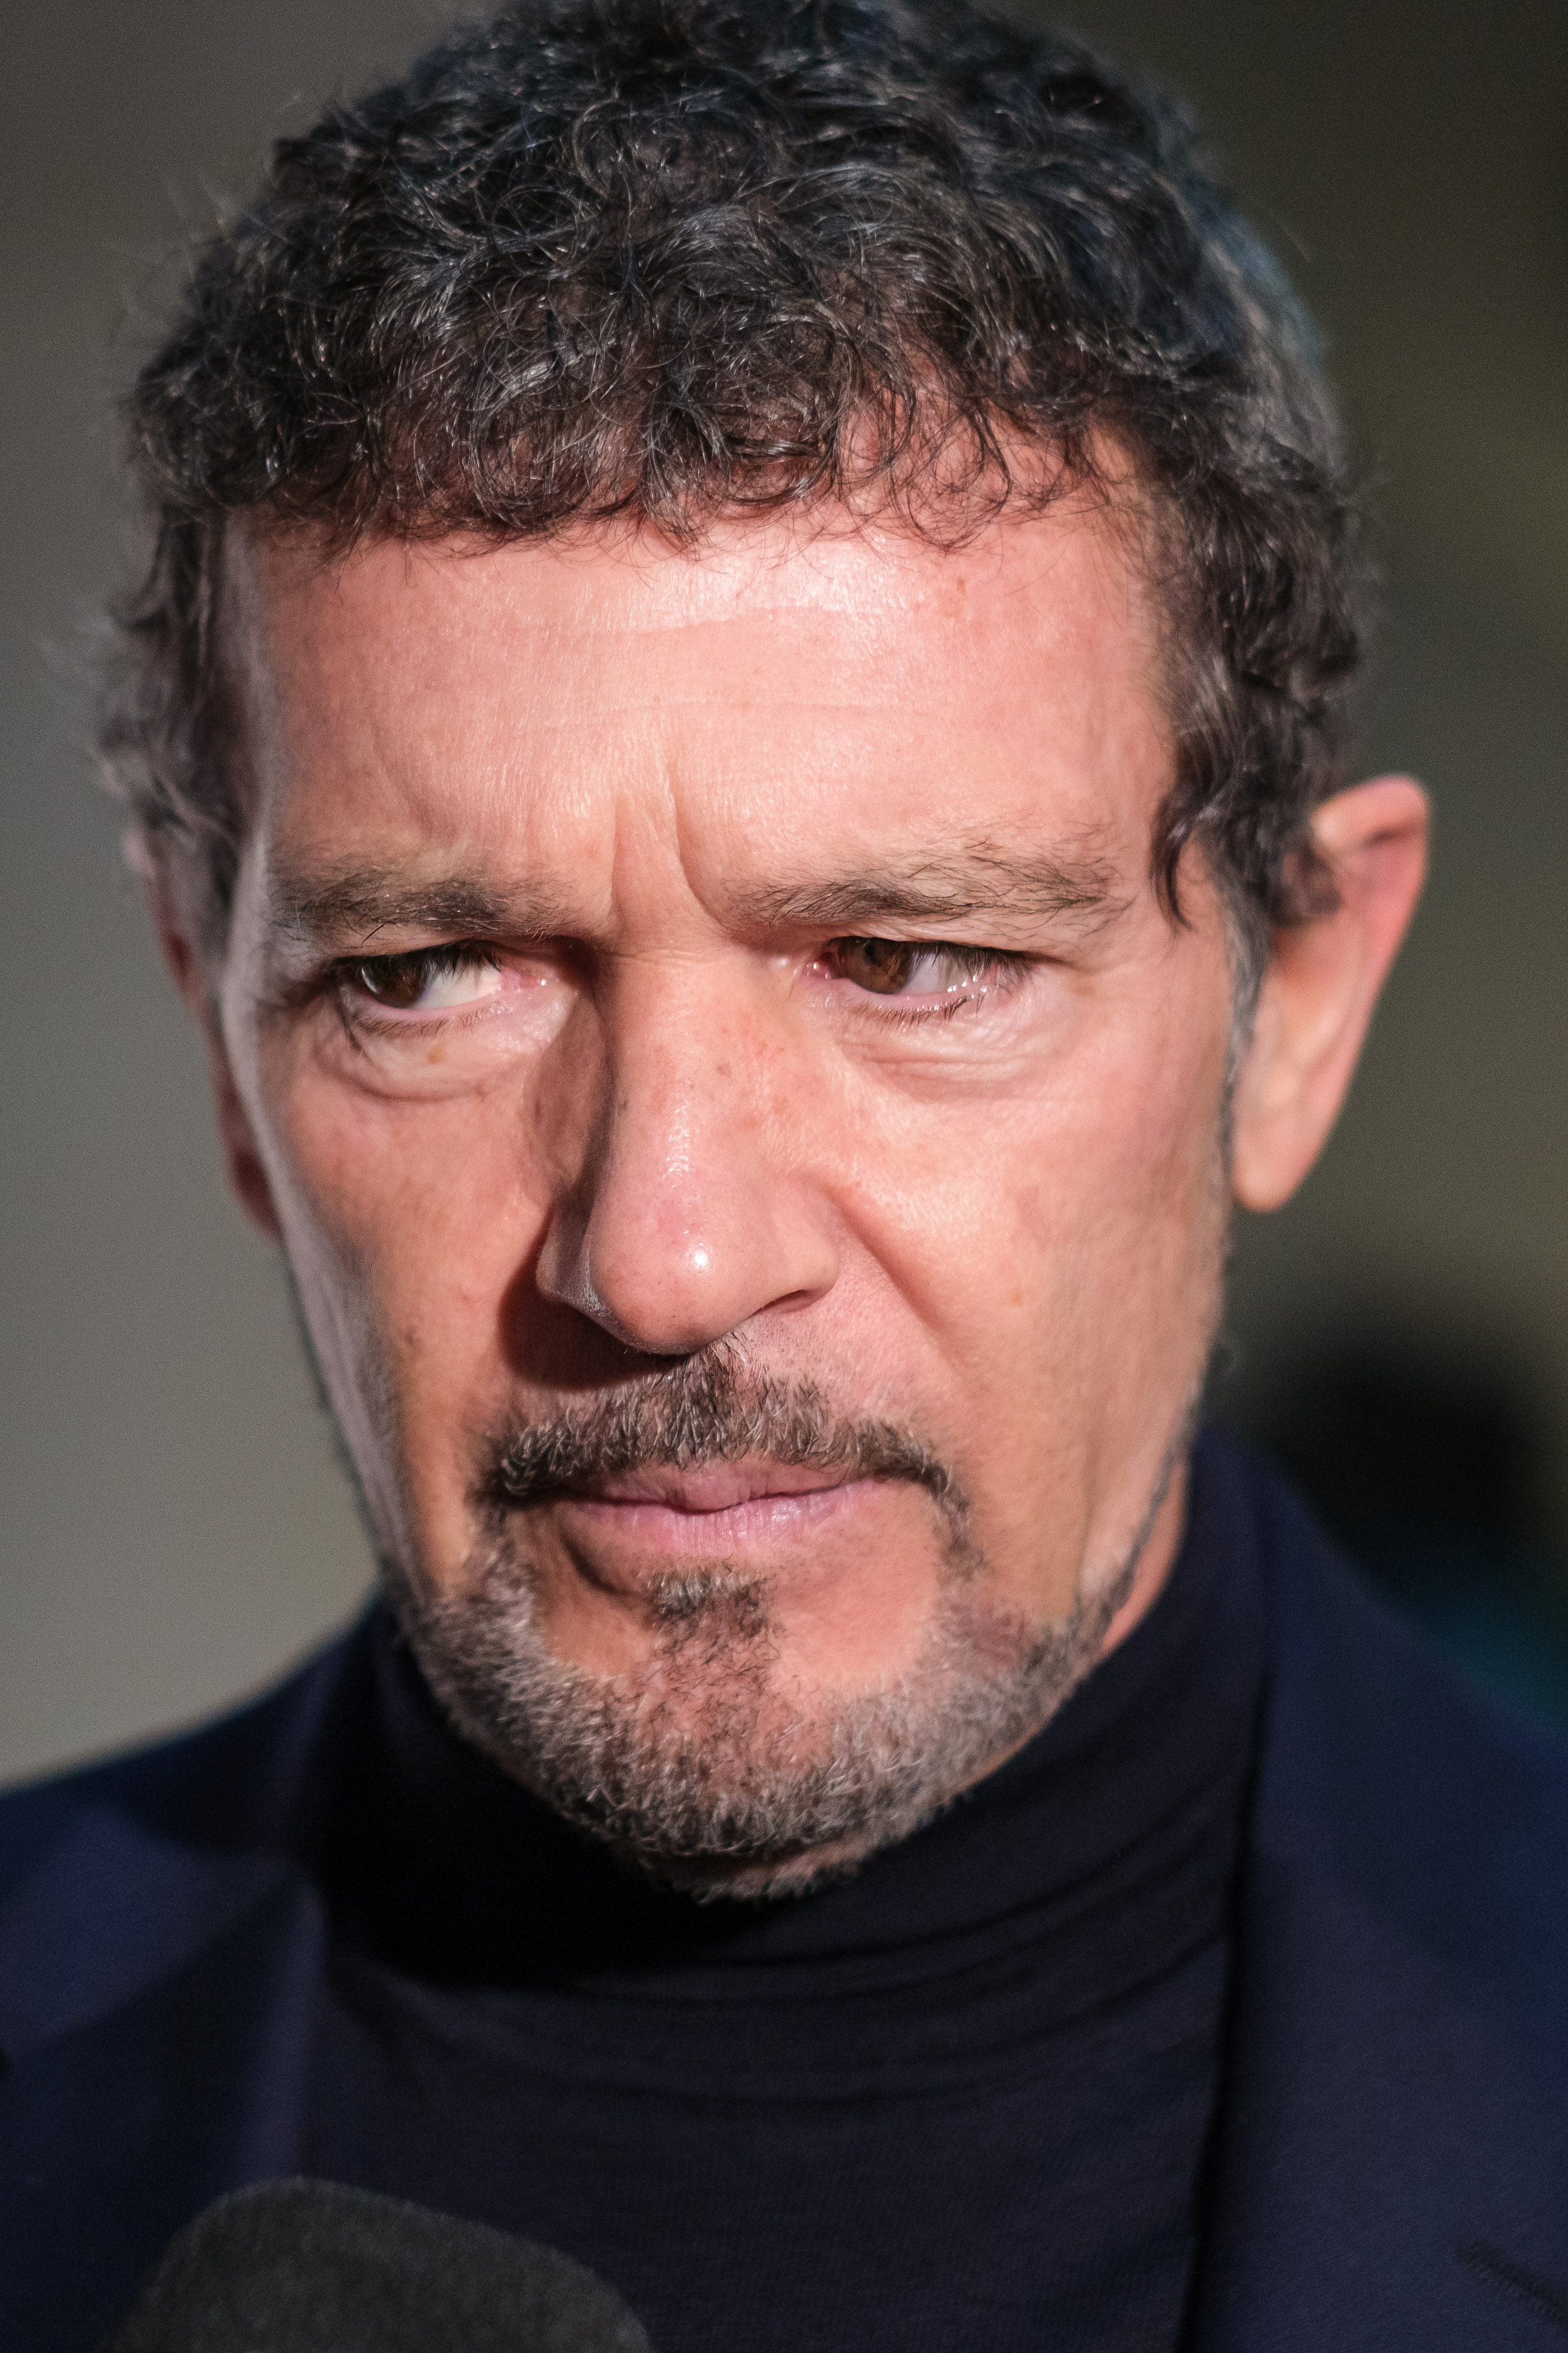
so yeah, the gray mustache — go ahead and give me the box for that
[478,1356,955,1510]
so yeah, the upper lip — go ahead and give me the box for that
[565,1461,850,1513]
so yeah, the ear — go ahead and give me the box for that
[1231,775,1429,1212]
[152,883,284,1244]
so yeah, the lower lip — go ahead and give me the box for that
[554,1480,875,1559]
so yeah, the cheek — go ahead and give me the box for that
[952,1034,1226,1581]
[864,1027,1223,1347]
[840,995,1229,1538]
[1017,1028,1227,1357]
[253,1061,548,1472]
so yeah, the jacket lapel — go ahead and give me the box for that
[1189,1473,1568,2348]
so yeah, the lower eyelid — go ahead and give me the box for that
[829,973,1025,1018]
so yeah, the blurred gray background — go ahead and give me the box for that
[4,0,1565,1783]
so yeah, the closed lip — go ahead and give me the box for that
[552,1462,879,1560]
[563,1460,852,1514]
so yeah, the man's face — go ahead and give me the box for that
[215,499,1236,1887]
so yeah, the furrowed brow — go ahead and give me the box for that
[734,846,1126,932]
[265,865,573,954]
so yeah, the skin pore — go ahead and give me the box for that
[164,495,1427,1894]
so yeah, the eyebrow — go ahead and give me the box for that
[730,844,1126,932]
[266,867,576,953]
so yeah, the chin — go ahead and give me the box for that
[383,1536,1125,1900]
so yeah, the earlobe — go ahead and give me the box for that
[1231,775,1428,1213]
[153,896,204,1022]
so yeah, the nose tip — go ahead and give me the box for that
[536,1179,836,1357]
[536,1214,725,1356]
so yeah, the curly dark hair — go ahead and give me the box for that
[103,0,1364,976]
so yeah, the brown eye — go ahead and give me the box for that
[354,953,429,1008]
[833,938,916,995]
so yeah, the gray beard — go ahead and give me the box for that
[381,1356,1187,1901]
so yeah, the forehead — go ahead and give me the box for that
[228,499,1170,916]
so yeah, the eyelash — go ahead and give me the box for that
[338,944,493,1002]
[819,939,1032,1023]
[322,945,499,1042]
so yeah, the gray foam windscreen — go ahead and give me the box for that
[104,2178,656,2353]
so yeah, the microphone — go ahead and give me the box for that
[103,2178,654,2352]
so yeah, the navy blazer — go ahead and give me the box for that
[2,1443,1566,2349]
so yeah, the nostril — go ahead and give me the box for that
[536,1218,721,1357]
[583,1294,707,1358]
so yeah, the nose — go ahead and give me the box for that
[534,966,840,1356]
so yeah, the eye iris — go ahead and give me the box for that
[845,938,916,994]
[358,956,427,1008]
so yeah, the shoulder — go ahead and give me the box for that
[1210,1430,1568,2015]
[1189,1437,1568,2342]
[0,1613,375,2058]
